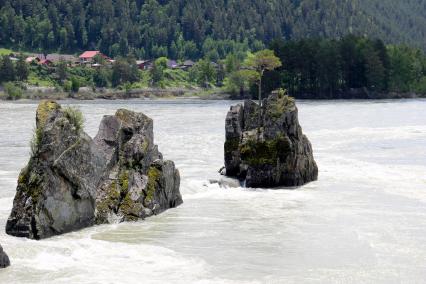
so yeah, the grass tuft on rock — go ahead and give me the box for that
[63,106,84,133]
[267,95,295,119]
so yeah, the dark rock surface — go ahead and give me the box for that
[224,93,318,188]
[94,109,182,223]
[6,101,182,239]
[0,245,10,268]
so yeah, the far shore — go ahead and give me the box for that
[0,86,233,101]
[0,86,424,102]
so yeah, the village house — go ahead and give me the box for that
[180,60,195,70]
[33,54,46,61]
[25,56,39,64]
[136,60,152,70]
[25,53,77,66]
[167,60,179,69]
[79,51,108,64]
[46,54,78,65]
[39,59,53,66]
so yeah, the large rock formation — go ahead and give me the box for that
[0,245,10,268]
[6,101,182,239]
[224,92,318,188]
[94,109,182,224]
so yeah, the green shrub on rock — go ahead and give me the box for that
[63,106,84,132]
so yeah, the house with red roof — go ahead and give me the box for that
[39,59,53,66]
[79,51,108,64]
[26,56,40,64]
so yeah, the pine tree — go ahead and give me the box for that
[244,50,282,106]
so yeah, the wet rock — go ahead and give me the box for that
[6,101,100,239]
[0,245,10,268]
[6,101,182,239]
[94,110,182,223]
[224,93,318,188]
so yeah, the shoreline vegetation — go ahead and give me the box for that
[1,36,426,101]
[0,86,233,101]
[0,82,426,101]
[1,86,424,102]
[2,90,425,102]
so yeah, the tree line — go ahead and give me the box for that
[1,36,425,99]
[1,0,425,60]
[258,36,426,98]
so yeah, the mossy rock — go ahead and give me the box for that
[119,193,142,221]
[15,162,44,202]
[118,170,129,192]
[145,166,161,204]
[240,135,292,166]
[36,100,61,129]
[267,95,296,119]
[224,137,240,155]
[115,109,140,125]
[95,181,121,224]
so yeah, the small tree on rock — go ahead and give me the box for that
[244,49,282,106]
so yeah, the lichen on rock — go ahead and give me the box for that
[94,108,182,224]
[224,92,318,188]
[36,100,61,129]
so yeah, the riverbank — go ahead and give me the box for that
[295,88,426,100]
[0,86,233,101]
[0,86,424,101]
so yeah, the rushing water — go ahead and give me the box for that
[0,99,425,283]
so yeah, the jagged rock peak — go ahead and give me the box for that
[224,93,318,188]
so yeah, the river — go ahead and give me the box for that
[0,99,425,283]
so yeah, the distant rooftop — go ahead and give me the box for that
[79,51,101,58]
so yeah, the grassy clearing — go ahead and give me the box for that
[162,69,194,88]
[27,73,56,87]
[0,48,13,55]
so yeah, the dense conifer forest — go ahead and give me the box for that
[1,0,425,59]
[263,36,426,98]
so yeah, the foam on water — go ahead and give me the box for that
[0,99,426,283]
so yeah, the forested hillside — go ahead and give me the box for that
[0,0,425,59]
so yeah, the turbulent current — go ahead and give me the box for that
[0,99,425,283]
